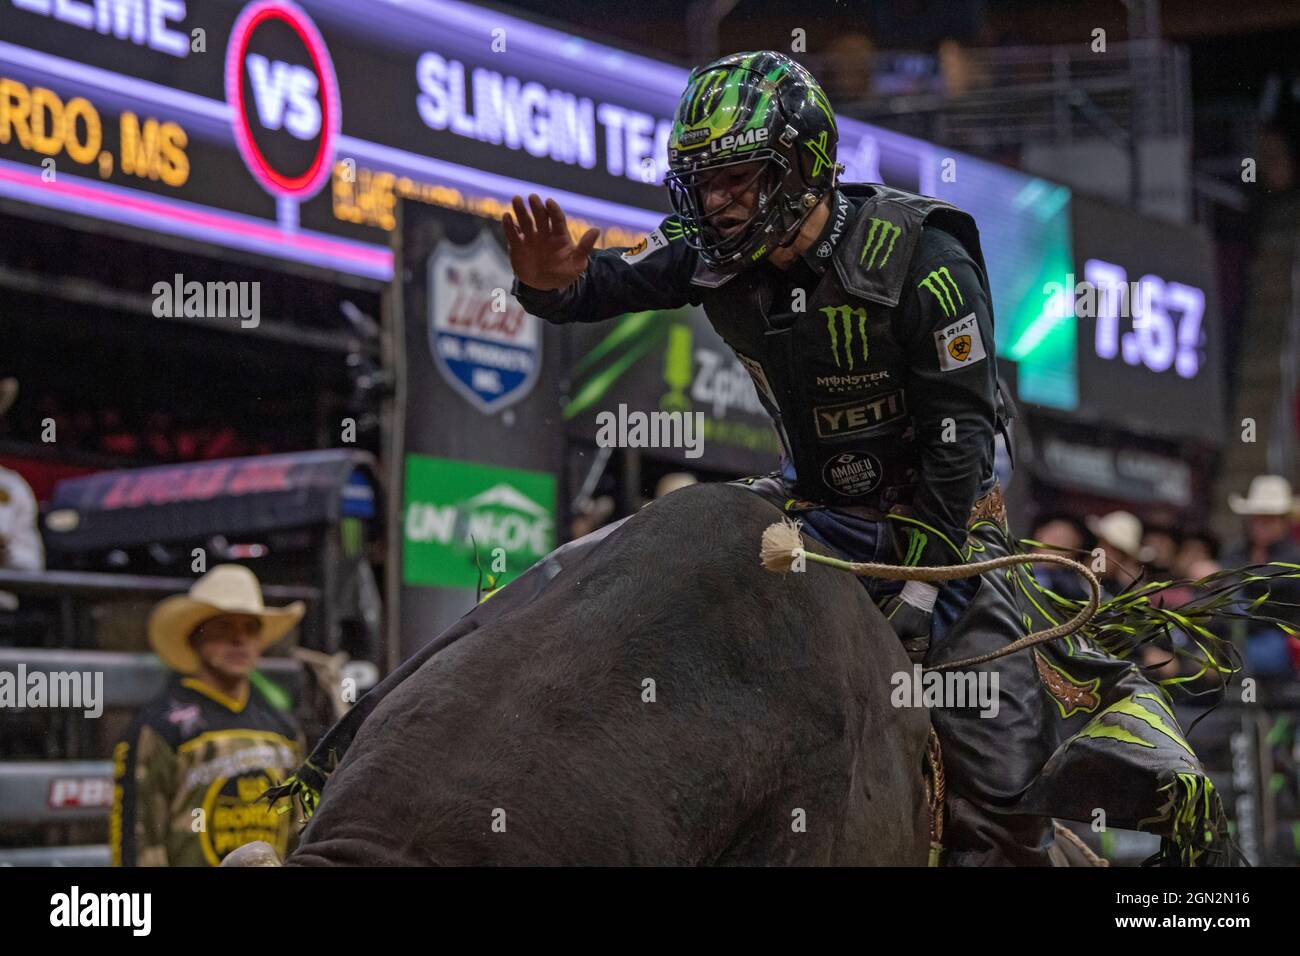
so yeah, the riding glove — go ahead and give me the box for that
[882,581,938,663]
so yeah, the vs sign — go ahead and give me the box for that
[225,0,339,198]
[246,54,322,140]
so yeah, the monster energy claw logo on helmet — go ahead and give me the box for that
[665,51,840,273]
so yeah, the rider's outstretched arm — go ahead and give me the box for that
[894,226,1000,568]
[505,194,700,324]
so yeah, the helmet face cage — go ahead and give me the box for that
[666,52,838,273]
[665,152,792,266]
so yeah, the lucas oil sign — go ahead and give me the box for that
[428,232,541,415]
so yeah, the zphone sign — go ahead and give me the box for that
[225,0,339,198]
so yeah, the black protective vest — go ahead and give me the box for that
[691,183,996,507]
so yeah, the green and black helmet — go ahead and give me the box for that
[665,50,840,273]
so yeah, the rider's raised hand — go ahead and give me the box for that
[502,194,600,291]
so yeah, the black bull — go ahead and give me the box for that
[288,483,932,865]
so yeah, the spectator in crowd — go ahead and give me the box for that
[111,565,305,866]
[0,378,44,612]
[1146,527,1231,690]
[1175,529,1221,580]
[1141,525,1182,578]
[1223,475,1300,679]
[1157,529,1222,607]
[1028,513,1094,601]
[1085,510,1151,594]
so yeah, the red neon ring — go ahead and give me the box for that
[226,1,339,197]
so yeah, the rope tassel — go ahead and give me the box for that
[760,517,807,572]
[758,519,1102,670]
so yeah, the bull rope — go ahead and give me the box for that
[761,517,1097,867]
[759,517,1100,672]
[924,729,945,867]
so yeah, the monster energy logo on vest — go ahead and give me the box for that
[900,526,929,566]
[692,183,989,504]
[663,218,696,241]
[859,218,901,270]
[918,267,966,318]
[821,305,868,369]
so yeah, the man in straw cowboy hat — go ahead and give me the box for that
[1224,475,1300,679]
[1084,510,1153,595]
[110,564,306,866]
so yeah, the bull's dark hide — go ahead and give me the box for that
[289,483,930,865]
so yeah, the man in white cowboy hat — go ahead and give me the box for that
[110,564,306,866]
[1224,475,1300,678]
[0,378,44,612]
[1084,510,1153,593]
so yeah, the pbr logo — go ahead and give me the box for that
[429,232,541,414]
[225,0,340,199]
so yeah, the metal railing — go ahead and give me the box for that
[0,568,319,604]
[820,39,1191,153]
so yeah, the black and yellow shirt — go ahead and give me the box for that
[110,676,304,867]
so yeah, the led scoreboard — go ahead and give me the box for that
[0,0,689,277]
[0,0,1078,410]
[1068,194,1225,443]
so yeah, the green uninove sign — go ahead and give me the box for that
[402,454,556,590]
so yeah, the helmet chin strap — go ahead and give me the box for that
[769,158,842,254]
[774,192,819,249]
[769,162,843,254]
[769,189,827,255]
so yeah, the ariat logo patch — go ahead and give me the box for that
[813,389,906,438]
[933,313,986,371]
[819,304,868,369]
[859,218,901,270]
[918,266,965,318]
[621,227,668,264]
[820,191,849,255]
